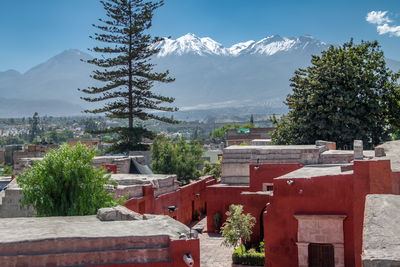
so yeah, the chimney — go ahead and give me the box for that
[354,140,363,160]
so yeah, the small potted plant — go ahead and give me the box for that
[194,210,201,220]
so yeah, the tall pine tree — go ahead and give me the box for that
[80,0,177,153]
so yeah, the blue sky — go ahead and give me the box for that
[0,0,399,72]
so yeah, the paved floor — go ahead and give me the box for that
[191,216,234,267]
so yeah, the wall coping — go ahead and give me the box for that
[294,214,347,220]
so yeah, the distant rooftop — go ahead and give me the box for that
[110,174,176,185]
[276,165,353,179]
[224,144,320,150]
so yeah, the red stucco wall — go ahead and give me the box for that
[263,159,395,267]
[125,176,216,225]
[206,163,302,238]
[249,163,303,191]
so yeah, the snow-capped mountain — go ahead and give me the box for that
[154,33,327,57]
[0,33,398,118]
[154,33,228,56]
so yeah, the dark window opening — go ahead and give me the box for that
[308,243,334,267]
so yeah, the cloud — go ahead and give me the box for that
[377,24,400,37]
[366,11,392,25]
[366,11,400,37]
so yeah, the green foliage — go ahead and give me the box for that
[103,126,155,153]
[211,122,256,138]
[213,212,222,231]
[211,123,239,138]
[0,164,12,176]
[80,0,178,153]
[232,246,265,266]
[271,40,400,149]
[259,240,265,253]
[202,157,221,179]
[0,136,26,146]
[221,204,256,252]
[44,130,74,144]
[151,135,203,183]
[17,143,117,216]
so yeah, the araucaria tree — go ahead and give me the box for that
[80,0,177,153]
[271,40,400,149]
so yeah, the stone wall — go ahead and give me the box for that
[363,194,400,267]
[221,145,324,184]
[0,180,35,218]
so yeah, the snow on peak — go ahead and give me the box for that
[229,40,255,56]
[154,33,228,57]
[154,33,325,57]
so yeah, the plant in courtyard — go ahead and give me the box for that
[271,40,400,149]
[151,135,203,184]
[80,0,177,153]
[232,245,265,266]
[17,143,117,216]
[221,204,256,253]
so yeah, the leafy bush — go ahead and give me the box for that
[221,205,256,252]
[17,143,117,216]
[232,246,265,266]
[259,240,265,253]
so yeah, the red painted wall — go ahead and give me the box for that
[263,159,395,267]
[249,163,303,191]
[125,176,216,225]
[93,238,200,267]
[170,239,200,267]
[206,163,301,238]
[206,185,248,233]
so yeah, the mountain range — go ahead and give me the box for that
[1,33,399,119]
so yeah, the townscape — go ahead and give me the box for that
[1,1,400,267]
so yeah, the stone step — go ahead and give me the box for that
[0,246,171,267]
[0,236,170,256]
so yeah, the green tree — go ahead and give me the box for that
[29,112,41,143]
[151,135,203,184]
[221,204,256,253]
[17,143,116,216]
[202,156,221,179]
[80,0,177,153]
[212,123,240,138]
[271,40,400,149]
[45,130,74,144]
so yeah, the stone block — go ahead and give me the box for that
[97,205,143,221]
[354,140,363,160]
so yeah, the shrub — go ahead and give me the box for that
[17,143,117,216]
[232,246,265,266]
[259,240,265,253]
[221,205,256,252]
